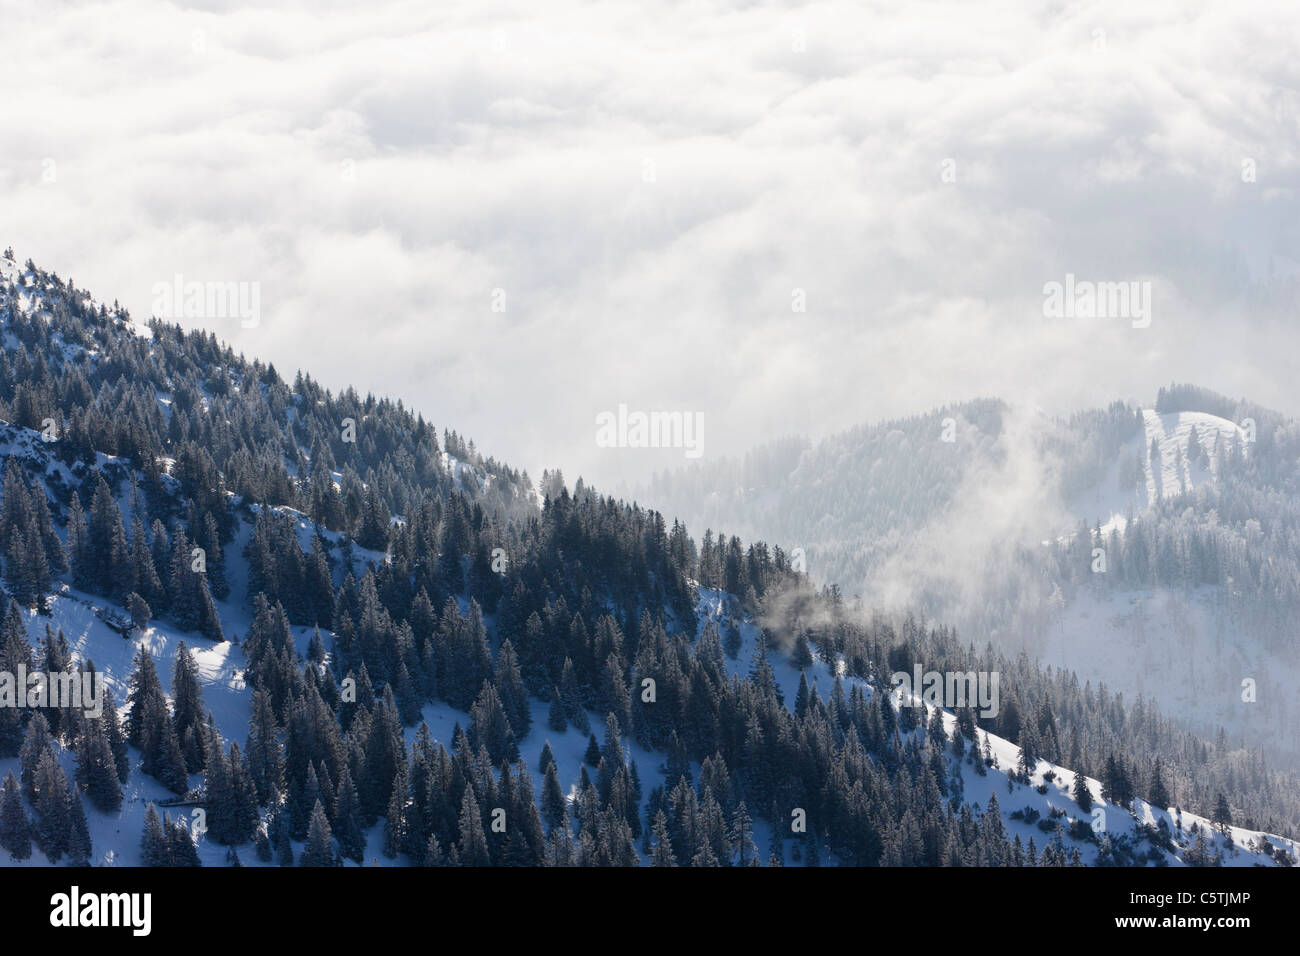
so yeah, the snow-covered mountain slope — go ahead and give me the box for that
[2,250,1294,867]
[1042,585,1300,762]
[700,588,1296,867]
[640,392,1300,776]
[1140,410,1246,505]
[1066,409,1247,535]
[5,579,1293,867]
[1045,408,1297,765]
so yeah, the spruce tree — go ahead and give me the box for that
[125,646,165,749]
[583,733,602,767]
[1073,769,1093,813]
[1212,793,1233,833]
[76,720,123,812]
[547,690,567,733]
[18,712,52,802]
[32,749,71,862]
[165,815,202,866]
[0,773,31,860]
[66,786,92,865]
[650,809,676,866]
[541,763,565,830]
[1148,759,1170,809]
[455,786,491,867]
[141,804,168,866]
[334,767,365,864]
[0,602,34,756]
[493,640,531,738]
[171,642,207,772]
[299,800,336,867]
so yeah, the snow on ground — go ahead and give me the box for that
[241,502,389,577]
[1066,409,1245,537]
[0,590,259,867]
[1141,409,1244,506]
[697,586,1297,866]
[1039,584,1300,766]
[1047,407,1300,768]
[0,565,1293,866]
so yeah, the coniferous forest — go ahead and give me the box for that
[6,2,1300,942]
[0,252,1296,872]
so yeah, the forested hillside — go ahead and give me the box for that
[637,383,1300,770]
[0,249,1296,867]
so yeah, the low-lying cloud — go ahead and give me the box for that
[2,0,1297,492]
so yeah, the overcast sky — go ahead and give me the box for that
[3,0,1297,491]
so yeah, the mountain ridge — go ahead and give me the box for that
[0,247,1296,868]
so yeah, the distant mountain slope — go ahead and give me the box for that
[637,388,1300,770]
[630,398,1010,589]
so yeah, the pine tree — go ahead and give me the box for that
[165,815,202,866]
[270,807,294,866]
[1212,793,1232,833]
[254,826,272,862]
[649,809,676,866]
[1017,711,1040,780]
[244,687,282,805]
[127,592,152,630]
[5,526,47,607]
[468,681,518,764]
[149,711,191,794]
[794,671,812,718]
[1101,754,1120,804]
[456,787,490,867]
[583,733,602,767]
[383,766,407,859]
[493,640,531,739]
[168,527,202,631]
[203,742,237,844]
[0,773,31,860]
[538,741,557,776]
[424,832,446,866]
[19,712,52,802]
[100,684,130,783]
[76,719,123,812]
[129,516,164,609]
[547,689,567,733]
[291,762,323,840]
[67,495,92,591]
[541,763,565,830]
[559,658,590,733]
[197,578,225,642]
[1148,759,1170,809]
[730,801,758,866]
[334,767,365,864]
[66,786,93,865]
[107,517,135,601]
[1073,769,1093,813]
[199,511,229,601]
[125,646,165,749]
[299,800,337,867]
[141,804,168,866]
[171,642,206,772]
[32,749,71,862]
[0,602,34,756]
